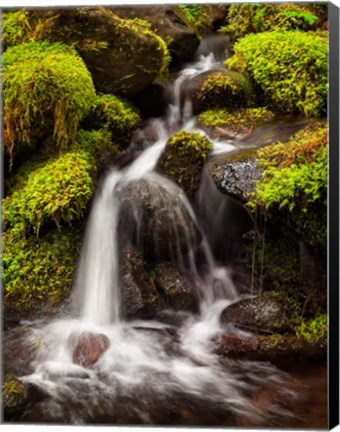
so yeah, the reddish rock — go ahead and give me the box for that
[72,333,110,368]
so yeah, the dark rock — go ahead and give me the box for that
[120,243,161,319]
[2,374,28,421]
[132,83,169,119]
[3,327,40,376]
[72,332,110,368]
[25,7,166,97]
[118,177,201,261]
[111,6,200,65]
[155,262,199,313]
[221,293,291,334]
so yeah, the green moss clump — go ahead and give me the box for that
[82,94,140,147]
[296,314,327,348]
[178,5,208,32]
[3,149,95,235]
[2,10,31,48]
[221,3,318,39]
[158,131,213,197]
[2,227,81,317]
[192,70,256,114]
[3,41,96,168]
[198,107,275,131]
[2,375,27,415]
[226,31,328,117]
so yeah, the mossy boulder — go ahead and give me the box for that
[179,5,229,35]
[2,374,28,420]
[197,107,275,141]
[3,41,96,169]
[4,7,169,97]
[226,31,328,117]
[221,3,319,40]
[81,94,140,147]
[110,6,200,65]
[118,176,202,262]
[192,70,256,114]
[157,131,213,198]
[2,227,82,320]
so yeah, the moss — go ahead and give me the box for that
[198,107,275,131]
[2,227,82,317]
[2,10,31,48]
[3,41,96,169]
[226,31,328,117]
[192,70,256,114]
[178,5,208,32]
[295,314,327,348]
[82,94,140,147]
[3,149,95,235]
[2,375,27,414]
[157,131,213,198]
[221,3,319,39]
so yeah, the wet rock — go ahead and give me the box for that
[208,148,263,203]
[118,177,202,261]
[72,332,110,368]
[111,6,200,65]
[22,7,167,97]
[120,243,161,319]
[221,293,291,334]
[2,374,28,421]
[132,83,169,119]
[3,327,41,376]
[155,262,199,313]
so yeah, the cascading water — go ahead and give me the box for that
[16,39,301,426]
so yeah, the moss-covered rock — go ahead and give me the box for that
[81,94,140,147]
[157,131,213,198]
[3,149,95,235]
[3,41,96,169]
[3,7,169,97]
[226,31,328,117]
[198,107,275,140]
[111,6,200,65]
[221,3,319,40]
[2,227,82,319]
[2,374,28,420]
[192,70,256,114]
[179,5,229,35]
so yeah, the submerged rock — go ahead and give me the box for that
[118,176,202,261]
[154,262,199,313]
[221,293,291,334]
[72,332,110,368]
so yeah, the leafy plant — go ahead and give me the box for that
[3,41,96,168]
[226,31,328,117]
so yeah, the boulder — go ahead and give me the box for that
[120,243,161,319]
[17,7,168,97]
[111,6,200,65]
[72,332,110,368]
[221,293,291,334]
[2,374,28,421]
[154,262,199,312]
[118,176,202,261]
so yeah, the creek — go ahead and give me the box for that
[6,36,327,427]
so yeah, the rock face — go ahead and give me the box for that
[72,332,110,368]
[118,177,201,261]
[221,293,291,334]
[155,263,199,312]
[21,7,167,97]
[111,6,200,64]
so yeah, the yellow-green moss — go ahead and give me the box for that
[3,41,96,168]
[221,3,318,39]
[82,94,140,146]
[198,107,275,131]
[192,70,256,114]
[295,314,327,348]
[3,149,95,235]
[226,31,328,117]
[2,227,82,316]
[158,131,213,197]
[2,375,27,412]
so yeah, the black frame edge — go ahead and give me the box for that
[329,1,340,430]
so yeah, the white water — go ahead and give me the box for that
[17,43,299,425]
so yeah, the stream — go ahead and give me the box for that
[5,36,327,427]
